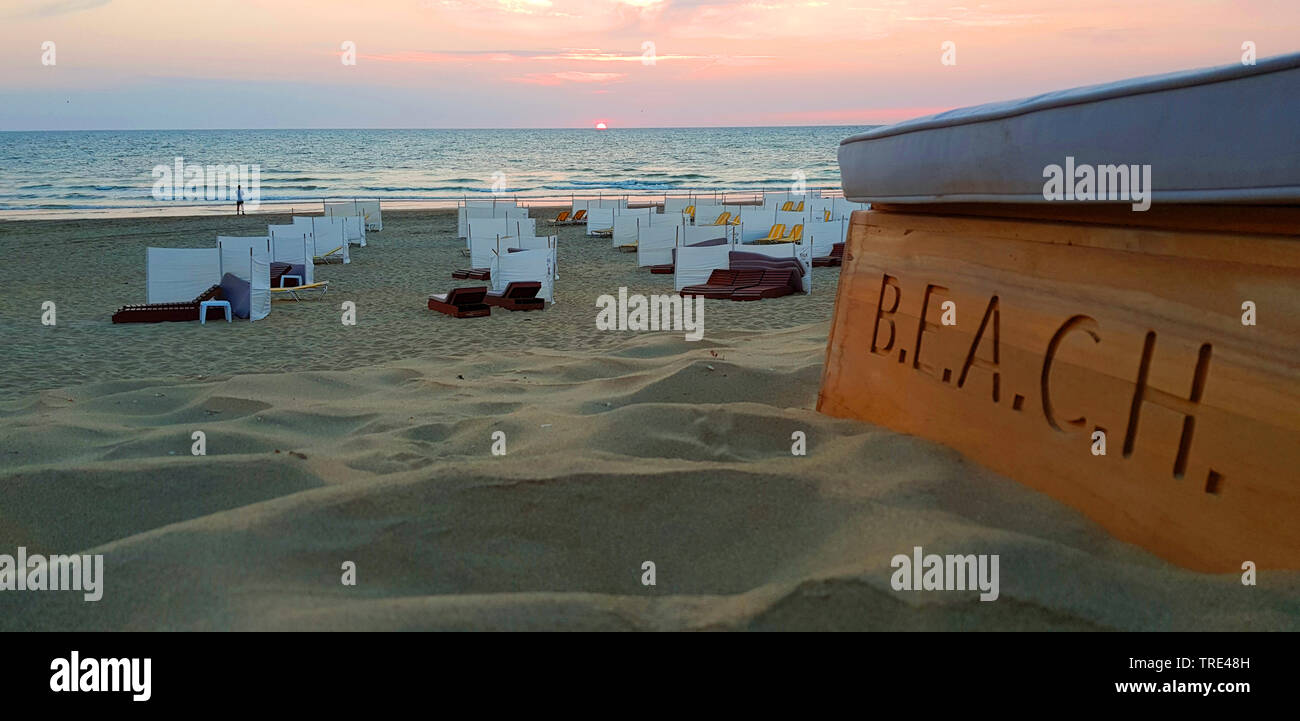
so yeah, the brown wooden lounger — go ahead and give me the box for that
[485,281,545,311]
[648,264,674,274]
[111,285,225,324]
[451,268,491,280]
[428,286,491,318]
[812,242,844,267]
[679,268,764,299]
[729,269,797,301]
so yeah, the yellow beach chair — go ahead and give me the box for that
[271,281,330,301]
[313,246,345,264]
[756,224,786,244]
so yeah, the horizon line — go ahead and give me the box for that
[0,123,883,133]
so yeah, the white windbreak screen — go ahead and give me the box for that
[146,247,220,304]
[683,224,730,245]
[637,224,679,267]
[301,218,350,264]
[805,219,847,256]
[470,234,509,269]
[510,235,558,276]
[673,245,731,291]
[663,197,692,213]
[459,206,529,238]
[218,241,272,320]
[343,216,366,246]
[586,208,615,236]
[775,210,810,228]
[267,227,315,284]
[494,248,553,302]
[612,215,645,246]
[691,205,727,225]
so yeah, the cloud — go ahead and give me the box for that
[509,71,628,85]
[9,0,111,18]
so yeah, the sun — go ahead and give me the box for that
[594,122,608,130]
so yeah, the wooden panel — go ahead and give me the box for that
[818,209,1300,571]
[870,203,1300,237]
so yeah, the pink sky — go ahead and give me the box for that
[1,0,1298,129]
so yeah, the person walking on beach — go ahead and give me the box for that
[236,184,245,215]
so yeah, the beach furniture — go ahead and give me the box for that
[680,268,765,299]
[820,53,1300,571]
[427,286,492,318]
[571,209,587,223]
[112,284,227,324]
[313,245,346,264]
[729,269,797,301]
[198,299,231,324]
[755,224,786,244]
[270,281,329,301]
[812,242,844,267]
[485,281,546,311]
[549,211,571,224]
[451,268,491,280]
[324,199,381,231]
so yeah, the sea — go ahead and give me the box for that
[0,126,873,212]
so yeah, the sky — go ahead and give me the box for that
[1,0,1298,130]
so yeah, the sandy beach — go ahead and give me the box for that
[0,209,1296,631]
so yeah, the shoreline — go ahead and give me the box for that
[0,193,825,223]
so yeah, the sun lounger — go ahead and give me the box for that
[680,268,765,299]
[757,224,802,244]
[451,267,491,280]
[313,245,346,264]
[549,211,571,224]
[270,262,291,288]
[111,284,226,324]
[270,281,329,301]
[755,224,786,244]
[571,209,587,223]
[484,281,545,311]
[428,286,491,318]
[729,269,797,301]
[812,242,844,267]
[648,263,674,274]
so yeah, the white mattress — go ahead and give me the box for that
[838,52,1300,205]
